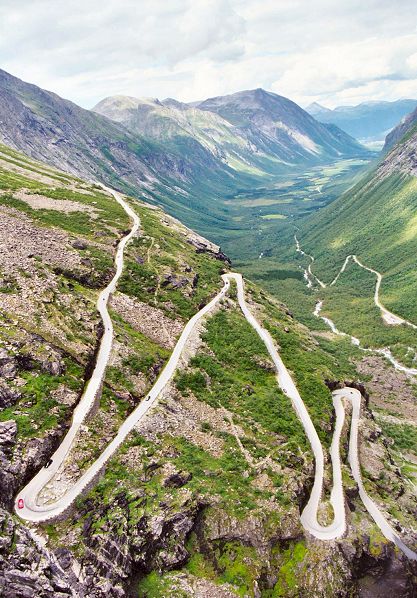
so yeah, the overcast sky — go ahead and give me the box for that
[1,0,417,109]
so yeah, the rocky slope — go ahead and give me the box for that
[0,69,159,186]
[194,89,367,162]
[0,144,416,596]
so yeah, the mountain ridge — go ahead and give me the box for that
[94,87,369,174]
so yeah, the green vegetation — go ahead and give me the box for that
[315,264,417,361]
[111,312,170,382]
[175,307,307,449]
[137,572,176,598]
[0,359,83,438]
[300,171,417,324]
[170,435,271,515]
[234,169,417,377]
[218,158,370,263]
[0,187,129,240]
[379,422,417,455]
[268,541,307,597]
[119,206,224,320]
[216,542,262,596]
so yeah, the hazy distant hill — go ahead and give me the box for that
[307,98,417,145]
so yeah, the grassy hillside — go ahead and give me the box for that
[300,170,417,322]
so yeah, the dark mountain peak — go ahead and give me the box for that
[237,87,272,98]
[0,67,13,80]
[196,87,288,110]
[194,88,313,131]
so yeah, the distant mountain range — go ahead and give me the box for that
[307,99,417,146]
[0,68,370,237]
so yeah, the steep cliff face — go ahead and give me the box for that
[0,144,416,597]
[383,105,417,152]
[380,108,417,177]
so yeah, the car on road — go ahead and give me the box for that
[17,498,24,509]
[45,458,53,468]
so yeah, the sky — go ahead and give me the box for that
[1,0,417,109]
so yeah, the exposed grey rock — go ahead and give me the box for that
[0,421,17,450]
[0,509,76,597]
[41,359,65,376]
[0,356,17,379]
[163,469,192,488]
[0,418,68,510]
[0,381,20,409]
[72,239,88,250]
[162,274,189,289]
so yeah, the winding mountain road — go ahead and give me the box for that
[352,255,417,329]
[329,253,416,329]
[314,300,417,376]
[231,273,416,556]
[15,189,230,521]
[296,235,417,330]
[14,198,416,560]
[15,188,140,520]
[295,234,325,288]
[296,236,417,375]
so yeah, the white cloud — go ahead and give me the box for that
[1,0,417,108]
